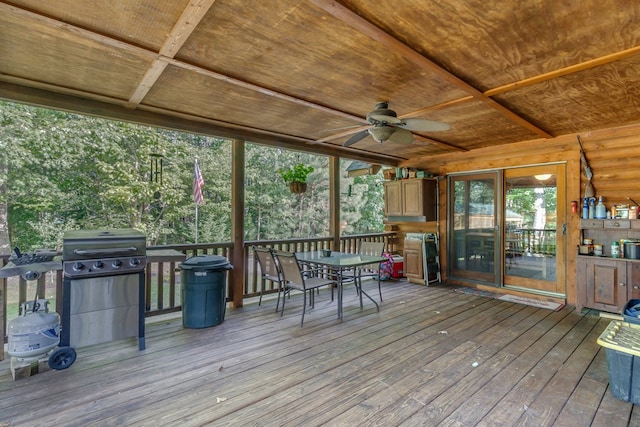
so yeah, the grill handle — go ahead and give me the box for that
[73,247,139,256]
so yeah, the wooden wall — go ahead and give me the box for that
[395,123,640,307]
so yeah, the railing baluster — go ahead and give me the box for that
[1,233,396,346]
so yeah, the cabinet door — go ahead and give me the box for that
[404,240,424,279]
[383,181,402,216]
[583,257,627,313]
[576,258,588,311]
[628,262,640,300]
[402,179,424,216]
[402,179,437,219]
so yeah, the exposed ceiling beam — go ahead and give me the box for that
[160,57,366,123]
[2,3,154,58]
[308,0,554,139]
[485,44,640,97]
[2,2,367,124]
[128,0,217,107]
[0,72,398,162]
[400,97,475,118]
[127,60,169,107]
[0,81,402,165]
[412,135,469,152]
[319,42,640,142]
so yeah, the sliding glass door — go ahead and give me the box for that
[448,172,499,285]
[448,165,566,296]
[503,165,566,296]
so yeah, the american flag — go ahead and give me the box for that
[193,159,205,205]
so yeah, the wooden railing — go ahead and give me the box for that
[245,232,397,301]
[510,228,557,255]
[1,232,397,343]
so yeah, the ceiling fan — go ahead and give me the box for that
[343,101,450,147]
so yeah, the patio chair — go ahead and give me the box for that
[343,241,385,302]
[273,251,337,326]
[252,246,285,312]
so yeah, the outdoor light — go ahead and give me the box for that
[534,174,552,181]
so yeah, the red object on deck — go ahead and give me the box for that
[391,256,404,278]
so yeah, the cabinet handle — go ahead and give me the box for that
[614,222,620,227]
[635,285,640,290]
[620,282,626,286]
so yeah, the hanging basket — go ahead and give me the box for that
[289,182,307,193]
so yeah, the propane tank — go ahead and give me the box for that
[7,299,60,358]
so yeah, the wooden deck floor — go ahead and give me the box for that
[1,280,639,426]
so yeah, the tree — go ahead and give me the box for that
[0,100,384,250]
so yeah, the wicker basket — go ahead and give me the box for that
[289,182,307,193]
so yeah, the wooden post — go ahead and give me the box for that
[329,157,340,251]
[230,139,245,308]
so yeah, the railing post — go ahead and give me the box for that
[230,139,245,308]
[329,156,340,251]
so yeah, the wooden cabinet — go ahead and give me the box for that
[576,218,640,312]
[383,180,403,216]
[628,262,640,300]
[404,239,424,282]
[383,178,437,220]
[577,257,628,313]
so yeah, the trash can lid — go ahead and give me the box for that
[180,255,232,270]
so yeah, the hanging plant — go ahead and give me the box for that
[278,163,314,193]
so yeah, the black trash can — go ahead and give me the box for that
[179,255,233,329]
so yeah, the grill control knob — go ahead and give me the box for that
[130,258,140,266]
[73,262,84,271]
[93,260,104,269]
[112,259,122,268]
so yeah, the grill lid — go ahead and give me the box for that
[63,228,146,261]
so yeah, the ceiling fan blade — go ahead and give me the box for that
[343,129,370,146]
[400,118,451,132]
[388,128,414,145]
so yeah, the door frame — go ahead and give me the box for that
[446,163,567,297]
[502,163,567,297]
[447,171,501,286]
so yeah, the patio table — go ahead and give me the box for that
[296,250,386,320]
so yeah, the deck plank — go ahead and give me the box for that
[0,280,637,427]
[512,316,607,426]
[475,311,602,426]
[437,306,577,426]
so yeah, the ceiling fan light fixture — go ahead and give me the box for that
[343,102,450,147]
[368,126,395,143]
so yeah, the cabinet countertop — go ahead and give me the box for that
[577,254,640,262]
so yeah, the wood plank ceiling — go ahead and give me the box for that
[1,0,640,166]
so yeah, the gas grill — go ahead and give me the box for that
[62,228,147,278]
[61,228,147,352]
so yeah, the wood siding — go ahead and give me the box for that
[401,124,640,307]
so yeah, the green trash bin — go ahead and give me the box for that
[179,255,233,328]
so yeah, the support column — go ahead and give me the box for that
[329,157,340,250]
[230,139,245,308]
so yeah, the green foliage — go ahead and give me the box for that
[0,101,385,250]
[278,163,314,183]
[342,171,385,234]
[245,148,329,240]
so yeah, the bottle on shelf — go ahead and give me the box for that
[582,198,589,219]
[588,197,596,219]
[595,196,607,219]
